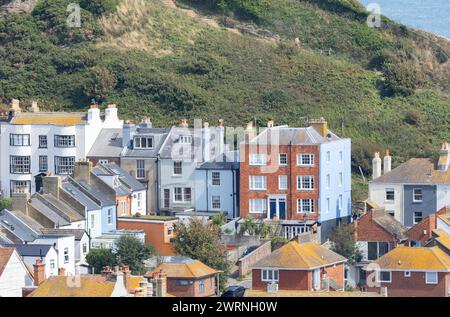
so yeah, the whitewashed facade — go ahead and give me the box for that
[0,249,33,297]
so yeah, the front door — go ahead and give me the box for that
[269,199,277,219]
[163,189,170,209]
[312,269,321,290]
[279,199,286,220]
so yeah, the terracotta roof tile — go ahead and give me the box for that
[29,276,116,297]
[375,246,450,271]
[10,113,86,126]
[147,260,217,279]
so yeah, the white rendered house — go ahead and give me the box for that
[0,100,122,196]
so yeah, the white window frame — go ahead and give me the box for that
[326,197,330,214]
[64,248,69,264]
[211,195,221,210]
[10,155,31,174]
[297,199,315,214]
[179,135,192,144]
[326,151,331,164]
[90,214,95,229]
[121,201,127,216]
[297,175,314,190]
[278,175,288,190]
[107,209,113,225]
[39,155,48,173]
[10,134,30,146]
[211,171,221,186]
[249,175,267,191]
[174,187,191,203]
[39,135,47,148]
[261,269,279,282]
[413,211,423,224]
[385,189,395,202]
[339,151,343,163]
[279,153,287,166]
[339,172,343,187]
[326,174,330,189]
[137,193,142,208]
[134,136,153,149]
[297,154,314,166]
[404,271,411,278]
[250,154,267,166]
[413,188,423,202]
[54,135,75,148]
[338,194,343,211]
[136,160,145,179]
[55,156,75,175]
[425,272,438,284]
[173,161,182,176]
[249,199,266,214]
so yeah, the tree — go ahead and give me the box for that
[83,66,117,103]
[115,235,154,275]
[172,218,230,291]
[211,212,227,227]
[329,224,362,265]
[0,196,12,211]
[80,0,120,16]
[85,248,116,274]
[239,216,272,238]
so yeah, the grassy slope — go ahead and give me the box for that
[0,0,449,178]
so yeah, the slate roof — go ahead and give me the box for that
[147,256,217,279]
[370,158,449,185]
[0,247,14,277]
[375,246,450,271]
[6,244,54,257]
[88,128,123,158]
[371,210,408,241]
[62,181,101,211]
[29,275,116,297]
[252,241,347,270]
[29,194,84,226]
[39,228,87,240]
[75,179,116,206]
[92,163,146,191]
[0,209,43,242]
[249,126,342,145]
[158,126,201,160]
[122,127,170,158]
[197,161,239,170]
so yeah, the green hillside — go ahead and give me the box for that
[0,0,449,182]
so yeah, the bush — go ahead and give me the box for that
[383,61,426,96]
[80,0,120,16]
[0,197,12,211]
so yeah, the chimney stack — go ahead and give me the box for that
[437,142,450,171]
[139,116,152,128]
[11,191,30,215]
[203,122,210,162]
[29,101,39,113]
[372,152,382,180]
[87,104,101,124]
[121,265,131,292]
[179,118,188,128]
[101,266,113,278]
[309,117,328,138]
[267,119,274,128]
[383,149,392,175]
[245,121,256,142]
[122,120,136,147]
[155,270,167,298]
[43,176,62,199]
[73,159,93,184]
[33,259,45,287]
[58,267,66,276]
[104,104,119,124]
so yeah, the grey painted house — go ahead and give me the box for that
[120,118,170,213]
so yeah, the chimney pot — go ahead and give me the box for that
[309,117,328,137]
[267,120,274,128]
[372,152,382,179]
[179,118,188,128]
[33,259,45,287]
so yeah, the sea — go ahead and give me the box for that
[358,0,450,39]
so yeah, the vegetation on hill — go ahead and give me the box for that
[0,0,449,181]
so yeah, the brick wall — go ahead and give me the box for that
[324,263,345,289]
[167,276,216,297]
[238,241,271,277]
[252,269,311,291]
[368,271,449,297]
[240,143,319,222]
[405,215,435,246]
[354,210,397,242]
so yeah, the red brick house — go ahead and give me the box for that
[351,208,407,286]
[146,256,218,297]
[368,246,450,297]
[251,241,347,292]
[239,118,352,241]
[406,206,450,247]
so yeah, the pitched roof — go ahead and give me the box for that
[10,112,86,126]
[249,126,342,145]
[39,228,87,240]
[62,181,100,211]
[147,256,217,279]
[370,158,449,185]
[29,275,116,297]
[433,230,450,252]
[371,211,408,241]
[0,247,14,277]
[75,179,116,206]
[0,209,43,242]
[252,242,347,270]
[91,163,145,193]
[437,213,450,227]
[29,194,84,225]
[122,127,170,158]
[375,246,450,271]
[6,244,54,257]
[87,128,123,158]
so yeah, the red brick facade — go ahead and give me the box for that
[239,143,319,222]
[368,271,450,297]
[406,207,448,247]
[252,263,345,291]
[353,210,398,243]
[166,276,216,297]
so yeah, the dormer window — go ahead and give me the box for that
[179,135,192,144]
[134,136,153,149]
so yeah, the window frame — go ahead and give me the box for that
[413,188,423,202]
[249,175,267,191]
[297,175,314,190]
[173,161,182,176]
[385,189,395,201]
[136,160,145,179]
[278,175,288,190]
[133,136,154,149]
[250,154,267,166]
[54,135,75,148]
[39,155,48,173]
[297,199,315,214]
[425,272,438,285]
[297,154,314,166]
[64,248,69,264]
[413,211,423,224]
[54,156,75,175]
[10,134,30,146]
[378,271,391,283]
[39,135,48,149]
[211,195,221,210]
[10,155,31,174]
[279,153,287,166]
[249,199,266,214]
[261,269,279,283]
[211,171,221,186]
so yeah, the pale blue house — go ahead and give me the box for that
[194,161,239,219]
[318,138,352,241]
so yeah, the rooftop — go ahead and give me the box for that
[245,290,380,297]
[123,127,170,158]
[371,158,449,185]
[6,244,54,257]
[252,241,347,270]
[88,128,123,158]
[29,275,117,297]
[147,256,217,279]
[9,112,86,126]
[0,247,14,277]
[0,209,43,242]
[39,228,87,240]
[374,246,450,271]
[119,215,178,222]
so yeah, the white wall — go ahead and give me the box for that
[32,235,76,276]
[436,185,450,212]
[368,183,403,222]
[86,209,102,239]
[0,250,33,297]
[131,189,147,215]
[22,248,59,278]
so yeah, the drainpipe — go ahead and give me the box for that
[289,141,293,220]
[156,155,160,212]
[205,170,209,212]
[232,169,236,219]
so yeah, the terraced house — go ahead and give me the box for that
[0,100,122,196]
[240,118,351,241]
[369,143,450,227]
